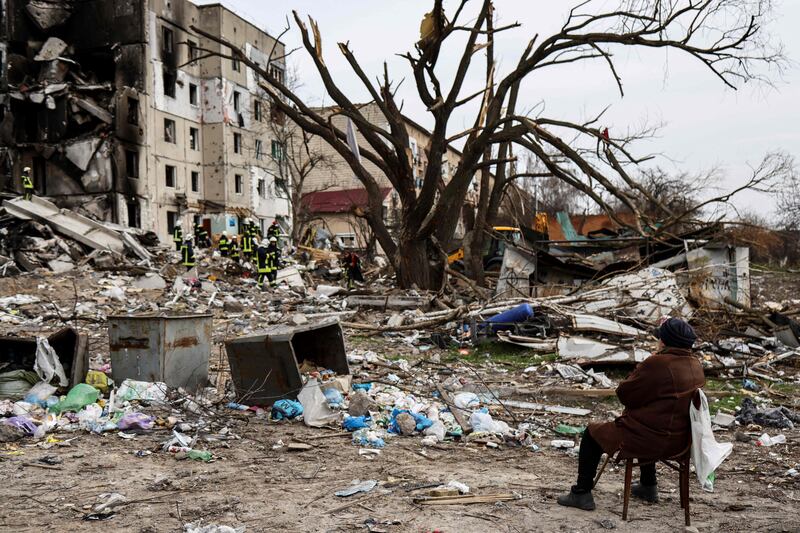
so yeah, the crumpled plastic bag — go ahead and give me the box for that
[343,415,369,432]
[352,428,385,448]
[50,383,100,414]
[116,379,167,403]
[117,412,155,431]
[691,390,733,492]
[388,409,433,434]
[271,399,303,421]
[24,382,58,407]
[298,380,340,427]
[469,411,511,435]
[34,338,68,387]
[3,416,37,436]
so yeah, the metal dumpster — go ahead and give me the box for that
[225,317,349,404]
[0,327,88,387]
[108,313,212,391]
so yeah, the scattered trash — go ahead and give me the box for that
[756,433,786,447]
[335,479,378,497]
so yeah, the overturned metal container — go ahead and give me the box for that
[225,317,349,405]
[0,327,88,387]
[108,314,212,391]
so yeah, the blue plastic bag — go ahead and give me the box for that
[323,388,344,407]
[387,409,433,434]
[343,415,370,432]
[352,383,372,392]
[271,399,304,420]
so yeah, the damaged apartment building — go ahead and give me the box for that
[0,0,291,242]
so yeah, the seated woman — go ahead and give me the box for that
[558,317,705,511]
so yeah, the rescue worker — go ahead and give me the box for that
[266,236,280,287]
[194,222,210,248]
[181,236,195,271]
[21,167,34,201]
[342,251,364,290]
[218,231,230,257]
[173,222,183,251]
[256,240,269,290]
[267,219,281,241]
[241,227,253,262]
[229,235,240,263]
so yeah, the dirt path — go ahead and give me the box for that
[1,419,798,533]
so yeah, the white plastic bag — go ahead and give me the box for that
[298,380,340,427]
[690,390,733,492]
[34,338,68,387]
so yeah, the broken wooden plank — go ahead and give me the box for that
[484,398,591,416]
[413,493,518,505]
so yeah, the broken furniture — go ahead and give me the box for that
[0,327,88,387]
[225,317,350,405]
[108,313,212,391]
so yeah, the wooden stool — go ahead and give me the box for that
[616,442,692,526]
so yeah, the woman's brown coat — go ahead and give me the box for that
[588,347,705,459]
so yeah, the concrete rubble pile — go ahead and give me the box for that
[0,195,158,275]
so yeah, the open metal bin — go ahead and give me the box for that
[225,317,349,404]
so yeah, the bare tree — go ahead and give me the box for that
[192,0,783,289]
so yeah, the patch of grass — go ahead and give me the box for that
[768,382,800,395]
[443,341,558,369]
[704,378,743,415]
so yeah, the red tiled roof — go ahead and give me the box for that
[302,188,392,214]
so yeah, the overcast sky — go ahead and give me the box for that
[196,0,799,220]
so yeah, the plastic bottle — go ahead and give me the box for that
[756,433,786,447]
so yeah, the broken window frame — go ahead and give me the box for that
[167,211,179,235]
[233,91,241,113]
[127,200,141,229]
[257,178,266,198]
[271,140,284,161]
[189,83,199,106]
[164,118,176,144]
[188,40,199,62]
[269,64,285,85]
[233,132,243,154]
[232,56,241,72]
[162,68,177,98]
[125,149,139,179]
[189,127,200,151]
[127,97,139,125]
[234,173,244,195]
[191,171,200,193]
[162,26,175,56]
[255,139,264,160]
[165,165,176,188]
[275,177,289,199]
[254,100,262,121]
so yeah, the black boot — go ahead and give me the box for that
[557,489,596,511]
[631,482,659,503]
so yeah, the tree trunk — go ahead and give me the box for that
[395,237,445,290]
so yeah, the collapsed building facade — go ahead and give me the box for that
[0,0,290,243]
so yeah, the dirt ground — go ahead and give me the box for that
[1,270,799,532]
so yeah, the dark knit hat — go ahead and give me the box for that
[654,318,696,349]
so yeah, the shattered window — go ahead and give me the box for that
[127,97,139,125]
[255,140,263,160]
[167,211,179,235]
[232,57,241,72]
[165,165,176,188]
[233,133,242,154]
[271,140,284,161]
[164,119,176,144]
[162,26,174,56]
[188,40,199,62]
[189,84,198,106]
[162,68,176,98]
[189,128,199,151]
[125,150,139,178]
[127,201,141,229]
[275,177,288,199]
[269,64,284,85]
[254,100,262,121]
[233,91,241,112]
[235,174,243,194]
[191,171,200,193]
[257,178,265,198]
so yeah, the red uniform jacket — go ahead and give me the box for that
[588,347,705,459]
